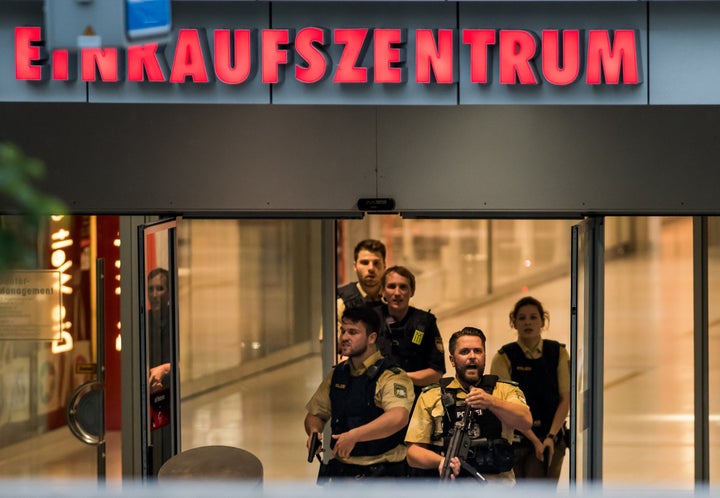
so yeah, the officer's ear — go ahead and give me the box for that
[448,354,456,368]
[368,330,378,345]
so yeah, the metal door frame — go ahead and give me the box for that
[570,216,604,484]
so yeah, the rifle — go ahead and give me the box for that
[440,403,485,482]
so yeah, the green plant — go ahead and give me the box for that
[0,142,67,270]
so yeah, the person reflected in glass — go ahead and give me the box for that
[147,267,171,391]
[490,296,570,483]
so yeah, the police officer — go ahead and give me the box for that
[490,296,570,482]
[305,305,415,480]
[336,239,386,321]
[376,266,446,397]
[405,327,532,484]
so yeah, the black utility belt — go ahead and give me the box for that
[321,459,408,479]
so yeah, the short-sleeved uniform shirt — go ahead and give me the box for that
[404,377,527,482]
[490,338,571,396]
[306,351,415,465]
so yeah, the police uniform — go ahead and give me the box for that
[490,338,570,480]
[405,376,527,483]
[376,305,446,396]
[305,350,415,472]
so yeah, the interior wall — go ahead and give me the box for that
[0,104,719,216]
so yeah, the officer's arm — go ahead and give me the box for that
[343,406,409,443]
[331,407,409,458]
[304,413,327,436]
[407,367,443,387]
[467,386,532,432]
[488,396,532,432]
[407,442,443,471]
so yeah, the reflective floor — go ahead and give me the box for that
[2,218,715,490]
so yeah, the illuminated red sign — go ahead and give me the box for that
[14,26,641,86]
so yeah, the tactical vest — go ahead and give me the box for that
[376,307,436,379]
[329,358,405,457]
[337,282,376,310]
[499,340,561,439]
[437,375,514,475]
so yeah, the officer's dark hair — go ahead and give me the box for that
[341,304,381,336]
[448,327,486,354]
[353,239,386,262]
[509,296,550,329]
[147,267,169,283]
[381,265,416,294]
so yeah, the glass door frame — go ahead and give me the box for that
[137,217,181,479]
[693,216,709,484]
[570,216,605,484]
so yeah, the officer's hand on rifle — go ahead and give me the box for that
[439,456,461,479]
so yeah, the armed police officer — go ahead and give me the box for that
[405,327,532,484]
[376,266,445,398]
[305,305,415,480]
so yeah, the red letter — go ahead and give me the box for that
[415,29,454,84]
[541,30,580,85]
[128,43,167,82]
[52,50,76,81]
[499,30,539,85]
[374,28,406,83]
[170,29,211,83]
[295,27,330,84]
[214,29,254,84]
[462,29,495,84]
[262,29,292,84]
[586,30,640,85]
[81,48,120,82]
[15,27,47,81]
[333,29,369,83]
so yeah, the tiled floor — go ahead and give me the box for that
[3,218,714,490]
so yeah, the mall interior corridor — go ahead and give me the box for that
[0,218,712,491]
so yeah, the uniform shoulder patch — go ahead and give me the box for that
[394,383,408,398]
[498,379,520,387]
[435,336,445,353]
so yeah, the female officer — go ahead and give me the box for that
[490,296,570,483]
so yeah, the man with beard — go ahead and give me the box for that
[305,305,415,480]
[376,266,445,397]
[336,239,386,326]
[405,327,531,484]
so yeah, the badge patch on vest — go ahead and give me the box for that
[394,383,408,398]
[412,329,424,345]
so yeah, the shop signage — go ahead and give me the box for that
[14,26,641,86]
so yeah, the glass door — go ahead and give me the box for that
[570,217,604,484]
[138,218,181,478]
